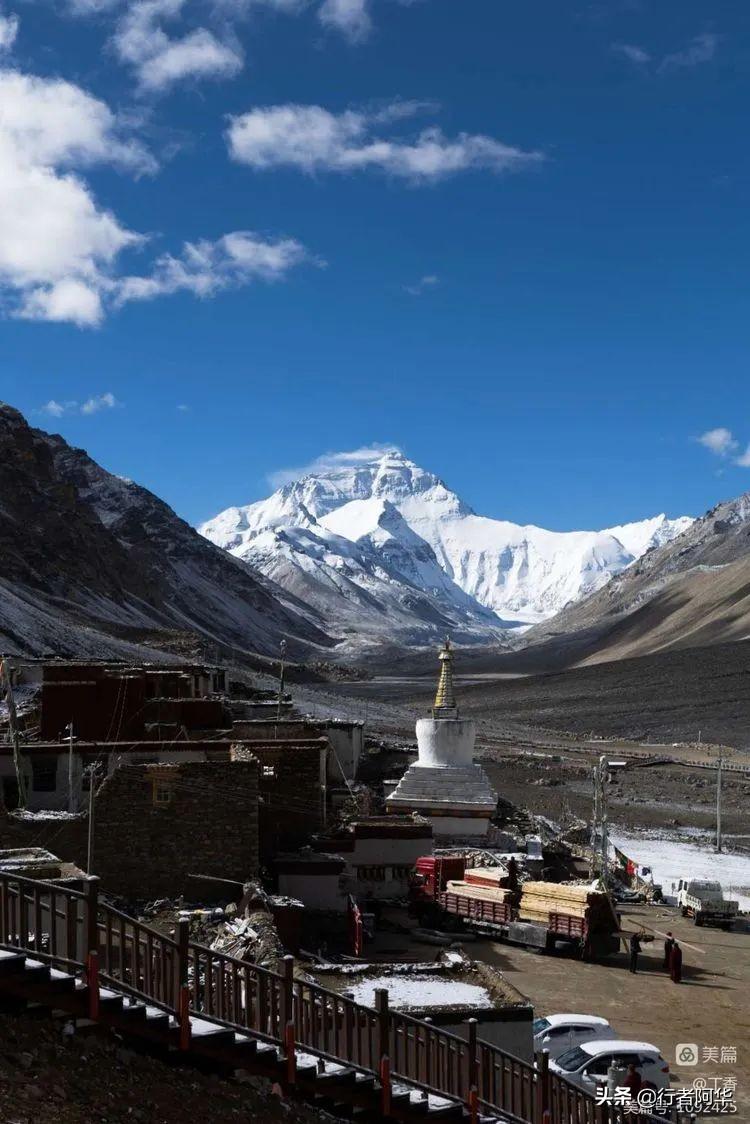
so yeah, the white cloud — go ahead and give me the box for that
[268,443,401,488]
[176,402,190,411]
[318,0,370,43]
[697,428,738,458]
[114,0,243,92]
[116,230,314,304]
[65,0,120,14]
[41,399,76,417]
[82,391,120,413]
[695,427,750,468]
[0,67,311,326]
[227,103,543,183]
[404,273,438,296]
[613,33,719,73]
[0,10,19,52]
[0,70,154,175]
[660,33,718,71]
[20,279,104,327]
[40,393,120,417]
[612,43,651,64]
[0,69,154,326]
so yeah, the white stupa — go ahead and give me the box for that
[386,639,498,838]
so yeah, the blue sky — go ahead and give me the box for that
[1,0,749,529]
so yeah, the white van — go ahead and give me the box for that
[533,1014,614,1060]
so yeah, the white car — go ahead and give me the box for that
[533,1014,614,1060]
[549,1040,670,1092]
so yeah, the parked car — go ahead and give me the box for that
[612,886,643,903]
[549,1039,670,1092]
[533,1014,614,1059]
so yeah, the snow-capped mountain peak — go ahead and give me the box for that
[200,448,693,646]
[603,513,695,560]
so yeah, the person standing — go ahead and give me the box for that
[623,1062,643,1101]
[629,931,642,973]
[663,931,675,971]
[670,941,683,983]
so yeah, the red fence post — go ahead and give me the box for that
[86,950,100,1021]
[380,1054,392,1117]
[284,1020,297,1087]
[83,877,100,1022]
[281,954,295,1033]
[179,984,191,1051]
[280,955,296,1085]
[468,1085,479,1124]
[376,989,391,1115]
[176,918,191,1051]
[466,1017,478,1092]
[375,987,390,1065]
[535,1049,550,1124]
[85,877,99,963]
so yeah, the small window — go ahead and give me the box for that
[153,781,174,806]
[2,777,19,811]
[31,757,57,793]
[261,765,276,779]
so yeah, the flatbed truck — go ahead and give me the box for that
[411,857,621,962]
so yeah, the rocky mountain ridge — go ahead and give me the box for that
[0,403,329,661]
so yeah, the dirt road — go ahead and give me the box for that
[473,903,750,1116]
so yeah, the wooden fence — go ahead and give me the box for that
[0,870,666,1124]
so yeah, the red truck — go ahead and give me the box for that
[410,857,620,962]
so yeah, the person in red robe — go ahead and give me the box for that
[663,931,675,970]
[670,941,683,983]
[623,1063,642,1100]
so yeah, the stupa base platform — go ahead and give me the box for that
[386,763,497,838]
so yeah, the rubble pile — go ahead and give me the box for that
[210,883,287,970]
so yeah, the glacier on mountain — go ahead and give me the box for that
[200,449,693,642]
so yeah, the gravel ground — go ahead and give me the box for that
[0,1008,334,1124]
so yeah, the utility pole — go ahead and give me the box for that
[590,755,609,884]
[0,657,27,810]
[716,751,723,854]
[600,758,610,887]
[591,755,627,887]
[66,721,75,812]
[85,764,101,874]
[275,640,287,729]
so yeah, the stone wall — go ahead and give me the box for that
[231,740,326,859]
[0,760,259,900]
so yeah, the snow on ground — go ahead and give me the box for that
[346,976,493,1010]
[611,829,750,911]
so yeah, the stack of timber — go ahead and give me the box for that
[519,882,617,930]
[464,867,509,890]
[445,880,515,905]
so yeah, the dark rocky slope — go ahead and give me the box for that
[0,404,331,660]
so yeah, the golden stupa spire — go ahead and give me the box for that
[433,636,458,717]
